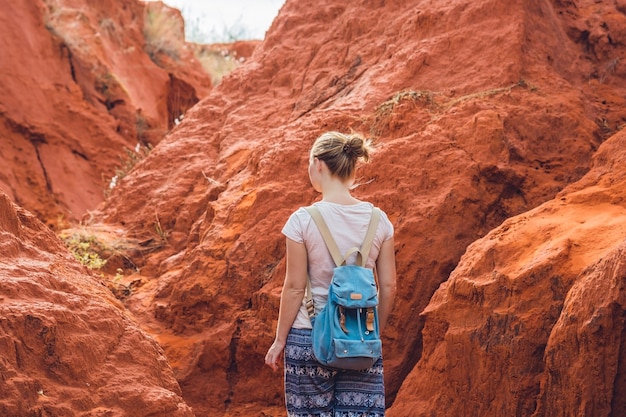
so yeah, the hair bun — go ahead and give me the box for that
[344,135,367,159]
[311,131,373,180]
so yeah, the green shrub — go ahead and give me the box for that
[61,232,108,270]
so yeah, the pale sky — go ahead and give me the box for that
[158,0,285,42]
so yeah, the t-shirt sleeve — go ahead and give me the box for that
[281,208,306,243]
[380,209,394,242]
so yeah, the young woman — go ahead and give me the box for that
[265,131,397,416]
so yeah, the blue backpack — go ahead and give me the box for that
[304,206,382,371]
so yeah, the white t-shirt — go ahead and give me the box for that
[281,200,394,329]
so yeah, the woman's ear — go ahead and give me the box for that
[312,157,323,172]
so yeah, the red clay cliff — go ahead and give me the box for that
[0,0,253,229]
[1,0,626,416]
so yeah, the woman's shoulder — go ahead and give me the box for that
[312,200,373,212]
[312,200,392,218]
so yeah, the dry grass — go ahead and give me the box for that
[194,47,244,85]
[105,143,152,197]
[443,80,531,109]
[143,5,184,62]
[59,220,167,276]
[369,90,438,137]
[369,80,534,137]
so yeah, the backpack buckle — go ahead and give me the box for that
[366,308,375,332]
[339,307,348,333]
[305,298,315,317]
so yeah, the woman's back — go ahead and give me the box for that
[282,200,394,329]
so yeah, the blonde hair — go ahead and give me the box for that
[310,131,373,180]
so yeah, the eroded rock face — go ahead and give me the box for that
[92,0,626,415]
[2,0,626,415]
[0,192,193,416]
[388,128,626,417]
[0,0,213,228]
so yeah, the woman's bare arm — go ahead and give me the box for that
[376,237,397,334]
[264,238,308,370]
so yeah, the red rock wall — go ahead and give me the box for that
[388,128,626,416]
[0,0,212,228]
[92,0,626,415]
[0,191,194,416]
[2,0,626,415]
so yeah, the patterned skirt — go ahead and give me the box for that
[284,328,385,417]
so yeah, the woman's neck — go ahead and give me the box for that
[321,180,360,205]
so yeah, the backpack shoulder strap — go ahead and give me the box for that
[305,205,381,267]
[360,207,381,267]
[305,206,344,267]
